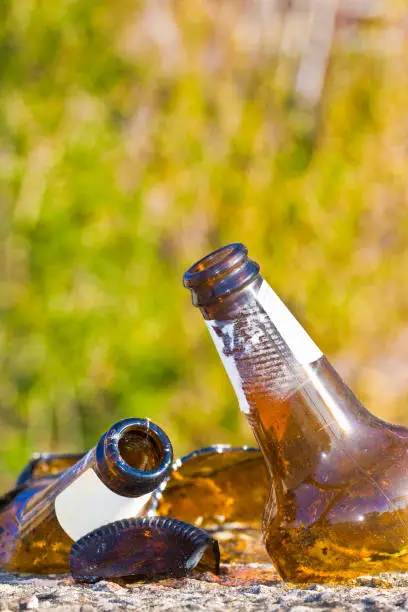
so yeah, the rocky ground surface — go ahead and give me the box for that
[1,565,408,611]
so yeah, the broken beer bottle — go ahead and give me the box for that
[0,418,173,573]
[7,443,270,571]
[184,242,408,583]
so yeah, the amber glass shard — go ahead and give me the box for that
[1,454,84,514]
[69,516,220,581]
[152,446,271,563]
[16,453,84,487]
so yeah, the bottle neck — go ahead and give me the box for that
[184,245,377,490]
[18,419,173,539]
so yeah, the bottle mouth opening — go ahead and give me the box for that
[183,243,247,289]
[97,418,173,496]
[189,244,238,274]
[117,425,164,473]
[111,420,172,479]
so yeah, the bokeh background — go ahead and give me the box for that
[1,0,408,488]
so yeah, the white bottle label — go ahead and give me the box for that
[205,280,322,414]
[257,281,322,365]
[54,468,152,541]
[206,320,251,414]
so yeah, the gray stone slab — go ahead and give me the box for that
[1,566,408,611]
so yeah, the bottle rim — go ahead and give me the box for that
[96,418,173,497]
[183,242,260,306]
[183,242,247,289]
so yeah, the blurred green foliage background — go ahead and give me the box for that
[1,0,408,488]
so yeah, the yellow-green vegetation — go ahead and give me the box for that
[1,1,408,487]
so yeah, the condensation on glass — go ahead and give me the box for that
[184,242,408,583]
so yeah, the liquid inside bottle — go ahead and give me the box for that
[184,243,408,583]
[0,418,173,573]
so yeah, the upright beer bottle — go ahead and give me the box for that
[184,243,408,583]
[0,418,173,573]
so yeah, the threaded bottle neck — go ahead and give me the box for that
[183,245,385,493]
[183,243,260,307]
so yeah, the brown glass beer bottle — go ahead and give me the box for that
[0,418,173,573]
[184,243,408,583]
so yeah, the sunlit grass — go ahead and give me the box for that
[1,1,408,488]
